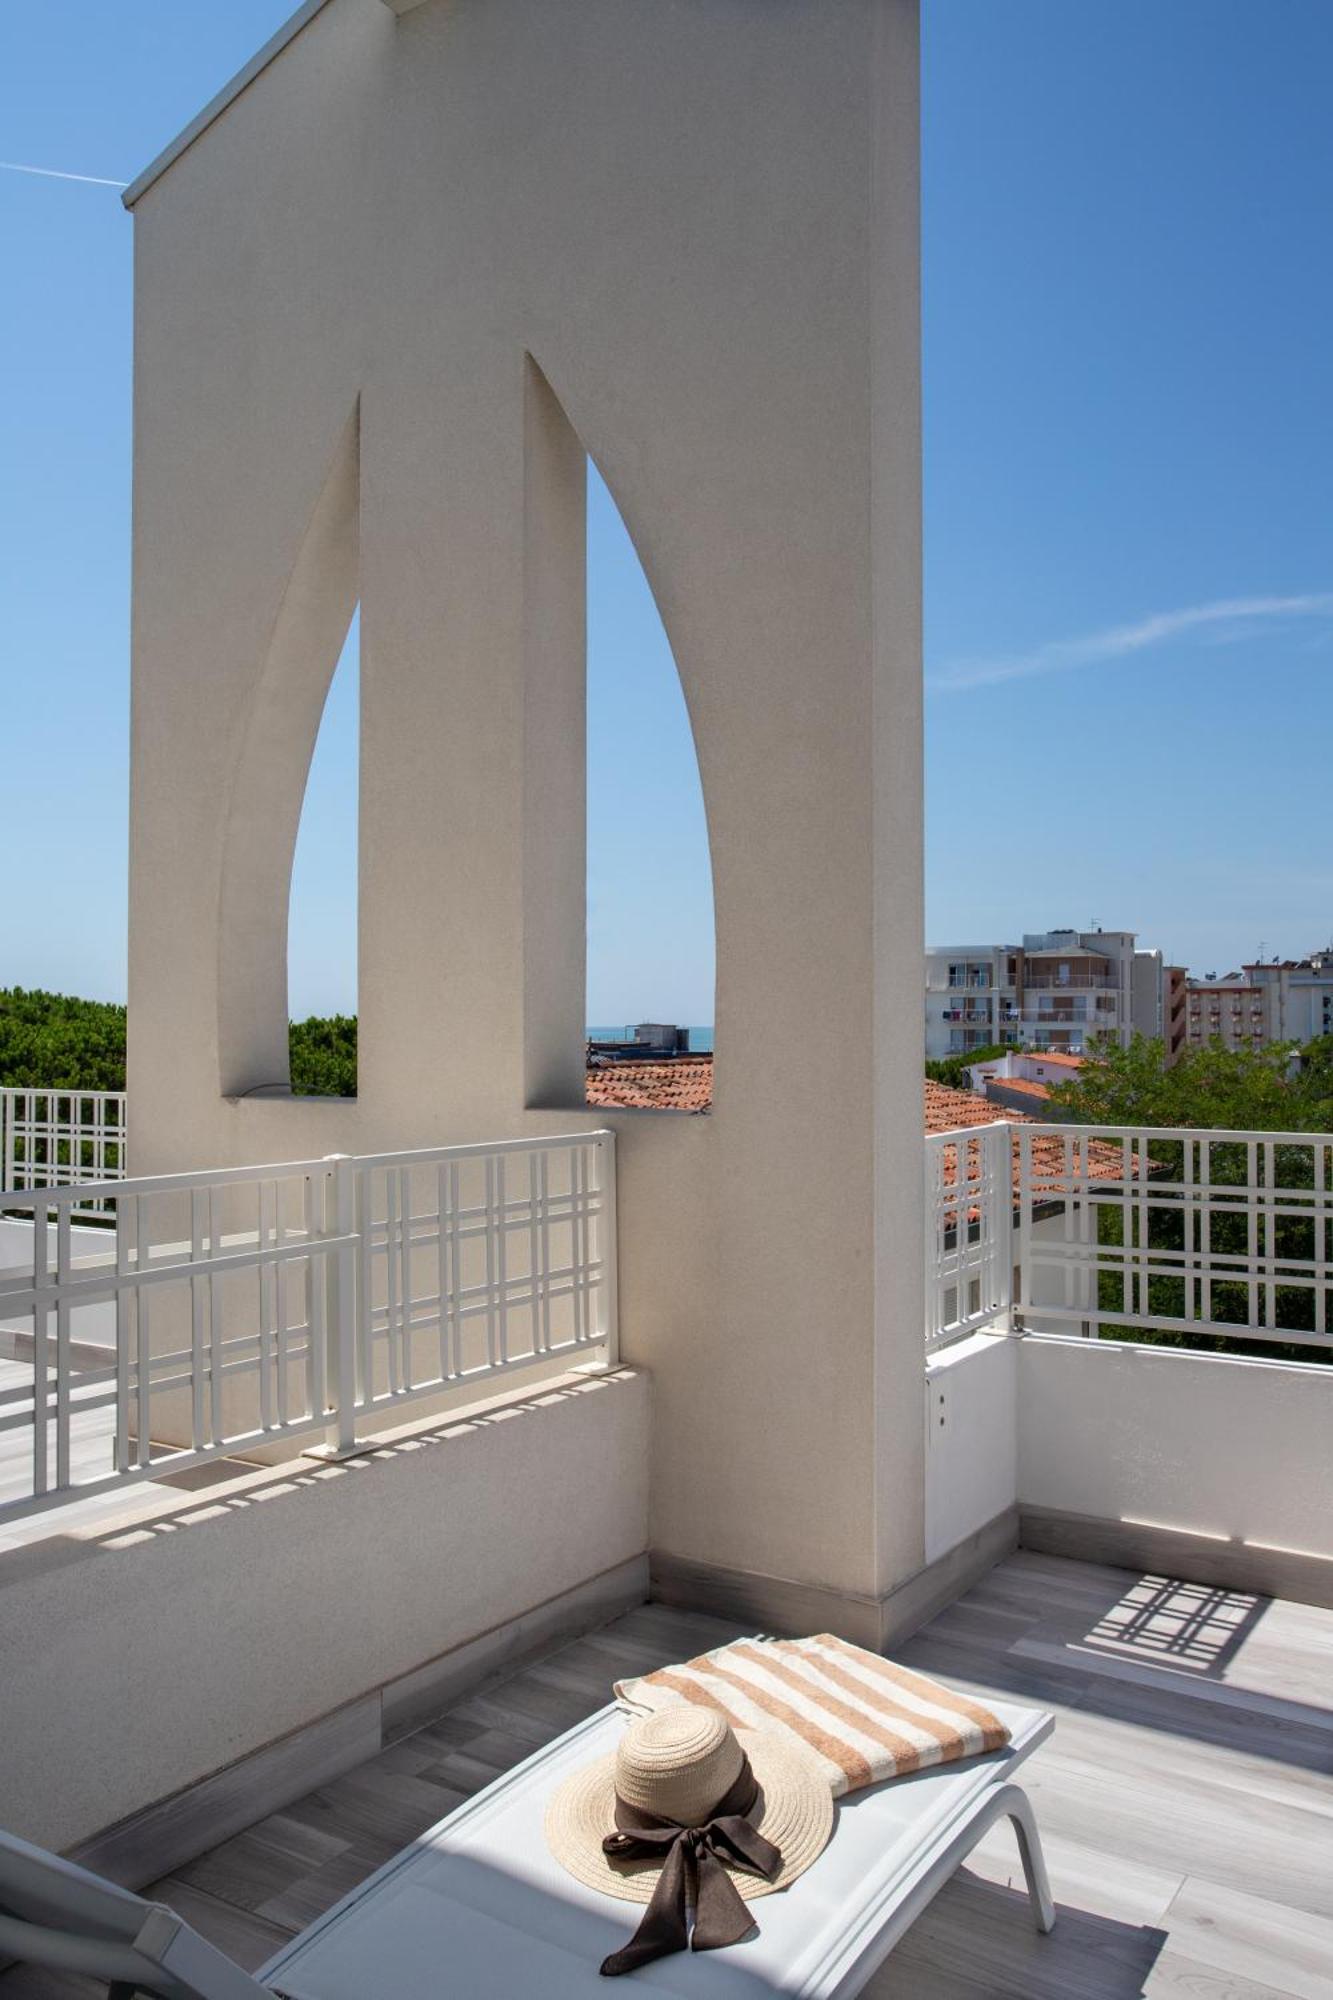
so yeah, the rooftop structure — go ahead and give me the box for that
[961,1049,1086,1118]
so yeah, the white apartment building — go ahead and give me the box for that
[925,928,1177,1060]
[1186,948,1333,1051]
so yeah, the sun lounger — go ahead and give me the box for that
[0,1828,270,1999]
[261,1696,1055,1998]
[0,1696,1054,1999]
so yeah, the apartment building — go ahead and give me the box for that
[1185,973,1265,1051]
[1186,948,1333,1051]
[925,928,1177,1060]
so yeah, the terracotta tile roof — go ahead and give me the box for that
[585,1056,714,1113]
[921,1077,1133,1219]
[1030,1051,1083,1069]
[988,1076,1052,1100]
[588,1066,1050,1137]
[923,1079,1018,1133]
[585,1059,1132,1202]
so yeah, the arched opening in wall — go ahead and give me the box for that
[584,463,716,1113]
[521,357,715,1114]
[217,401,358,1101]
[287,606,359,1097]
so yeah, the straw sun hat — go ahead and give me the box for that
[545,1706,833,1905]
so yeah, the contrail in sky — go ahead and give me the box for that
[929,593,1333,695]
[0,160,127,189]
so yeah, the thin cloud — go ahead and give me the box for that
[929,593,1333,695]
[0,160,127,189]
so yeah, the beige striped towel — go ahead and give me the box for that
[615,1634,1010,1797]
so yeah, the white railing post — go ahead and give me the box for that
[598,1129,619,1368]
[1012,1123,1025,1329]
[323,1154,359,1457]
[989,1120,1015,1335]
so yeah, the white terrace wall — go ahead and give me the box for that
[1016,1337,1333,1589]
[3,1369,650,1853]
[922,1331,1333,1607]
[125,0,925,1632]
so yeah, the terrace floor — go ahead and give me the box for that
[4,1551,1331,1998]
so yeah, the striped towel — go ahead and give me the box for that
[615,1634,1010,1797]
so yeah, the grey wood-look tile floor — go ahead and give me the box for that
[3,1554,1331,1998]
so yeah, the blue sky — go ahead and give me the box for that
[2,1,1330,1021]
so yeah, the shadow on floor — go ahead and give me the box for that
[1081,1572,1268,1677]
[869,1868,1167,2000]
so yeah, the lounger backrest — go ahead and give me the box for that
[0,1826,271,1999]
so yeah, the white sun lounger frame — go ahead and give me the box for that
[259,1697,1055,1999]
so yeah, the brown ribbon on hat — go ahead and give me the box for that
[597,1752,782,1977]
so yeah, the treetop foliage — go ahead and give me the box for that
[289,1013,357,1098]
[0,990,356,1097]
[1049,1031,1333,1134]
[0,988,127,1091]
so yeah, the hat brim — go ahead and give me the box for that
[544,1727,834,1905]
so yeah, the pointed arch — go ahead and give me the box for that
[522,354,717,1108]
[216,402,360,1096]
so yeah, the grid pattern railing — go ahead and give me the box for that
[1,1089,127,1217]
[343,1135,617,1434]
[926,1120,1333,1359]
[925,1122,1013,1353]
[1015,1124,1333,1355]
[0,1131,616,1521]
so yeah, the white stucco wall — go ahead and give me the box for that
[3,1367,650,1852]
[922,1327,1333,1576]
[125,0,925,1613]
[1017,1336,1333,1560]
[924,1333,1017,1563]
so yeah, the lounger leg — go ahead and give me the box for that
[999,1785,1056,1934]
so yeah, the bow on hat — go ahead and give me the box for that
[598,1753,782,1977]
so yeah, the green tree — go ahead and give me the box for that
[1049,1032,1333,1133]
[0,988,127,1090]
[289,1014,358,1097]
[0,990,357,1099]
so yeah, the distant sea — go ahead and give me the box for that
[587,1026,714,1053]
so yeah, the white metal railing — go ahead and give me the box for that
[1015,1124,1333,1355]
[0,1130,616,1520]
[1,1088,126,1216]
[926,1120,1333,1360]
[925,1123,1013,1353]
